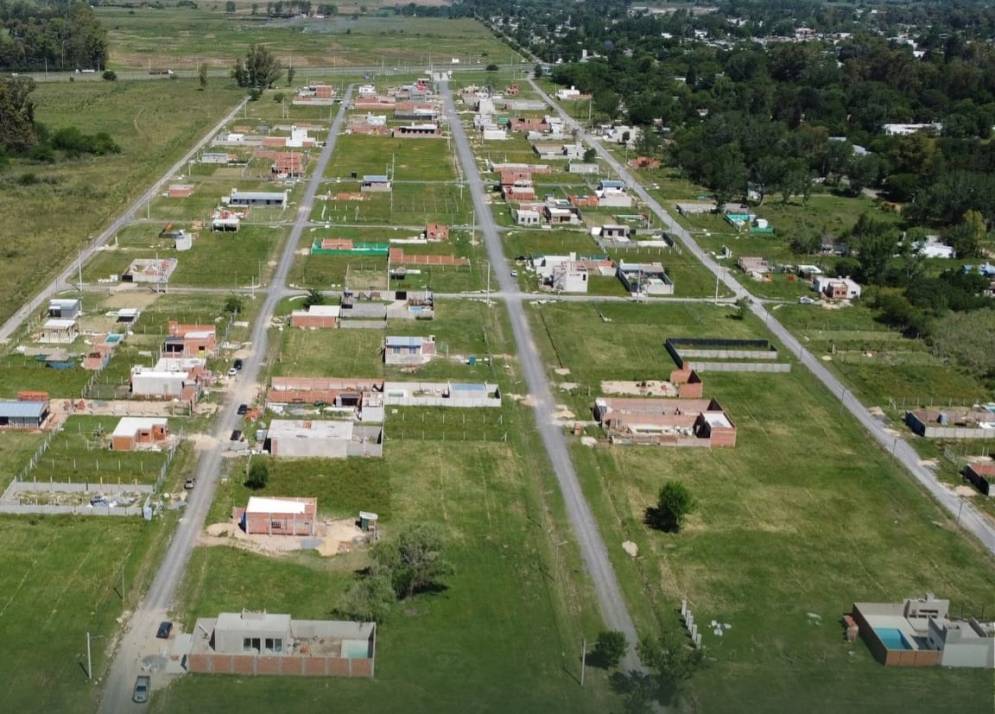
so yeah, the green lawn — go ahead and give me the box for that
[327,134,459,182]
[156,414,619,712]
[526,300,995,712]
[0,80,243,326]
[0,516,170,713]
[83,224,288,289]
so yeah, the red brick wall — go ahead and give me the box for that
[188,654,374,677]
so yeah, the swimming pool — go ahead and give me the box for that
[875,627,912,650]
[104,333,123,344]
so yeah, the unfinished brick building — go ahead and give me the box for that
[235,496,317,536]
[594,397,736,447]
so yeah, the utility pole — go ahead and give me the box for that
[580,638,586,687]
[86,631,93,680]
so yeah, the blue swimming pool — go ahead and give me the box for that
[105,333,123,344]
[875,627,912,650]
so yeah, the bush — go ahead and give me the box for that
[272,92,285,103]
[50,127,121,157]
[646,482,695,533]
[249,88,262,101]
[102,70,117,81]
[593,630,627,669]
[245,460,269,490]
[485,63,499,71]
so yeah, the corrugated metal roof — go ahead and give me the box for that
[0,401,47,418]
[385,336,424,348]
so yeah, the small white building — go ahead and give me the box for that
[513,207,542,226]
[919,236,956,259]
[556,86,583,100]
[48,298,81,320]
[568,162,599,175]
[814,276,862,300]
[482,127,508,141]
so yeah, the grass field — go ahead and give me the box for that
[326,134,460,182]
[525,300,995,712]
[0,80,242,326]
[273,297,512,382]
[0,516,171,713]
[774,303,991,409]
[157,425,618,712]
[100,10,518,70]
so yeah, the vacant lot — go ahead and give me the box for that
[0,516,165,713]
[326,134,459,182]
[100,10,517,70]
[0,80,242,326]
[528,301,995,712]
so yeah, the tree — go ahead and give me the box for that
[233,45,283,89]
[303,288,324,307]
[945,210,986,258]
[927,308,995,380]
[583,147,597,162]
[198,63,208,90]
[340,572,396,621]
[638,631,704,703]
[646,482,695,533]
[245,460,269,490]
[533,63,544,78]
[224,294,244,315]
[593,630,628,669]
[0,76,38,153]
[594,89,621,121]
[102,70,116,81]
[371,523,452,599]
[485,63,499,72]
[225,0,236,11]
[287,65,296,87]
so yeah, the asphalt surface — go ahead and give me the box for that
[0,97,249,344]
[96,85,354,713]
[440,81,643,670]
[531,79,995,556]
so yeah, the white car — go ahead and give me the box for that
[227,368,237,377]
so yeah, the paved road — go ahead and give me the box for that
[0,97,249,344]
[440,81,643,669]
[97,86,354,714]
[531,79,995,555]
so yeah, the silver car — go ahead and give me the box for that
[133,675,150,704]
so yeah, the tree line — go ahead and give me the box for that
[0,0,107,71]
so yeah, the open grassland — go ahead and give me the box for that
[99,10,517,70]
[774,303,991,409]
[290,226,491,293]
[326,134,460,181]
[0,516,171,713]
[83,224,288,289]
[272,297,513,382]
[526,301,995,713]
[156,409,618,712]
[0,80,242,326]
[314,181,471,225]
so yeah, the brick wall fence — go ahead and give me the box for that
[188,653,373,677]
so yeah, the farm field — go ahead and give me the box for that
[98,10,518,71]
[0,80,243,326]
[526,300,995,712]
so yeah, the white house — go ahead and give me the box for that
[556,86,583,100]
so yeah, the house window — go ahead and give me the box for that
[271,520,282,529]
[265,638,283,653]
[243,637,261,652]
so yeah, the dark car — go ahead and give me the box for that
[233,358,244,371]
[184,478,196,490]
[231,429,242,441]
[133,675,150,704]
[237,403,249,415]
[156,621,173,639]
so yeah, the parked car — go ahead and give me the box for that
[233,358,244,371]
[227,367,237,377]
[156,621,173,639]
[237,404,249,415]
[133,675,150,704]
[230,429,242,442]
[184,478,196,490]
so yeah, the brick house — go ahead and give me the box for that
[236,496,317,536]
[163,321,217,357]
[110,417,169,451]
[290,304,340,329]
